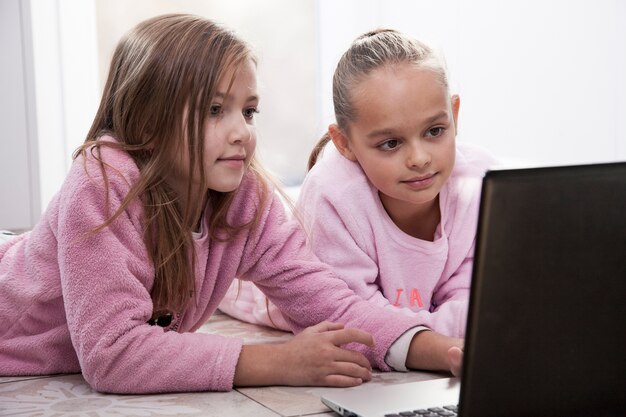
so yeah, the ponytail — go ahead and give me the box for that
[307,133,332,171]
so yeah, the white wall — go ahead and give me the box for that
[30,0,100,214]
[0,0,40,230]
[0,0,99,231]
[1,0,624,229]
[317,0,626,167]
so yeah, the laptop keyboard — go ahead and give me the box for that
[384,405,458,417]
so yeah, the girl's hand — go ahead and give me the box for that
[234,321,374,388]
[279,321,374,387]
[447,345,464,377]
[405,330,464,376]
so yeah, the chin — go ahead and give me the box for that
[210,179,244,193]
[403,192,439,206]
[212,185,241,193]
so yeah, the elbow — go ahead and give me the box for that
[80,359,126,394]
[80,351,151,394]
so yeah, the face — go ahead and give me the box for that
[331,64,459,220]
[171,59,259,196]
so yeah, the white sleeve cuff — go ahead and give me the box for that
[384,326,429,371]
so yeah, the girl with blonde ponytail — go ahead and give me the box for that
[221,28,498,376]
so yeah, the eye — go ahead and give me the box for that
[209,104,222,116]
[426,127,445,138]
[379,139,400,151]
[243,107,259,120]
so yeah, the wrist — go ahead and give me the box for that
[406,330,462,372]
[234,344,285,387]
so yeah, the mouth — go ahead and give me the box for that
[219,154,246,161]
[401,173,437,189]
[217,154,246,168]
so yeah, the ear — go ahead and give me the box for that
[451,94,460,134]
[328,124,357,162]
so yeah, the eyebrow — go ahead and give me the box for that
[365,111,450,138]
[214,92,259,102]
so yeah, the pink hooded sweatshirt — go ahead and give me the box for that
[0,138,424,394]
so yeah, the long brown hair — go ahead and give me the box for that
[75,14,269,318]
[308,29,449,169]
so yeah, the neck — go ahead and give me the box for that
[379,193,441,241]
[194,193,210,233]
[165,178,209,233]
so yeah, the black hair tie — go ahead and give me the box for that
[147,312,173,327]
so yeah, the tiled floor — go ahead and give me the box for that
[0,312,445,416]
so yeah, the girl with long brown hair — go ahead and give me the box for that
[0,14,449,394]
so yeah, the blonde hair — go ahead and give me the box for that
[75,14,270,319]
[308,28,449,169]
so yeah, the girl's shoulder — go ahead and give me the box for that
[69,136,141,190]
[225,168,288,230]
[443,142,497,214]
[452,142,499,180]
[301,144,371,200]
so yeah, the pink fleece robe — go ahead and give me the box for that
[220,143,495,339]
[0,138,423,394]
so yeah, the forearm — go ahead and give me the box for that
[406,330,463,371]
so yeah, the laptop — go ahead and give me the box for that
[320,162,626,417]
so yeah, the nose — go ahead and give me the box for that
[406,141,431,169]
[228,113,252,145]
